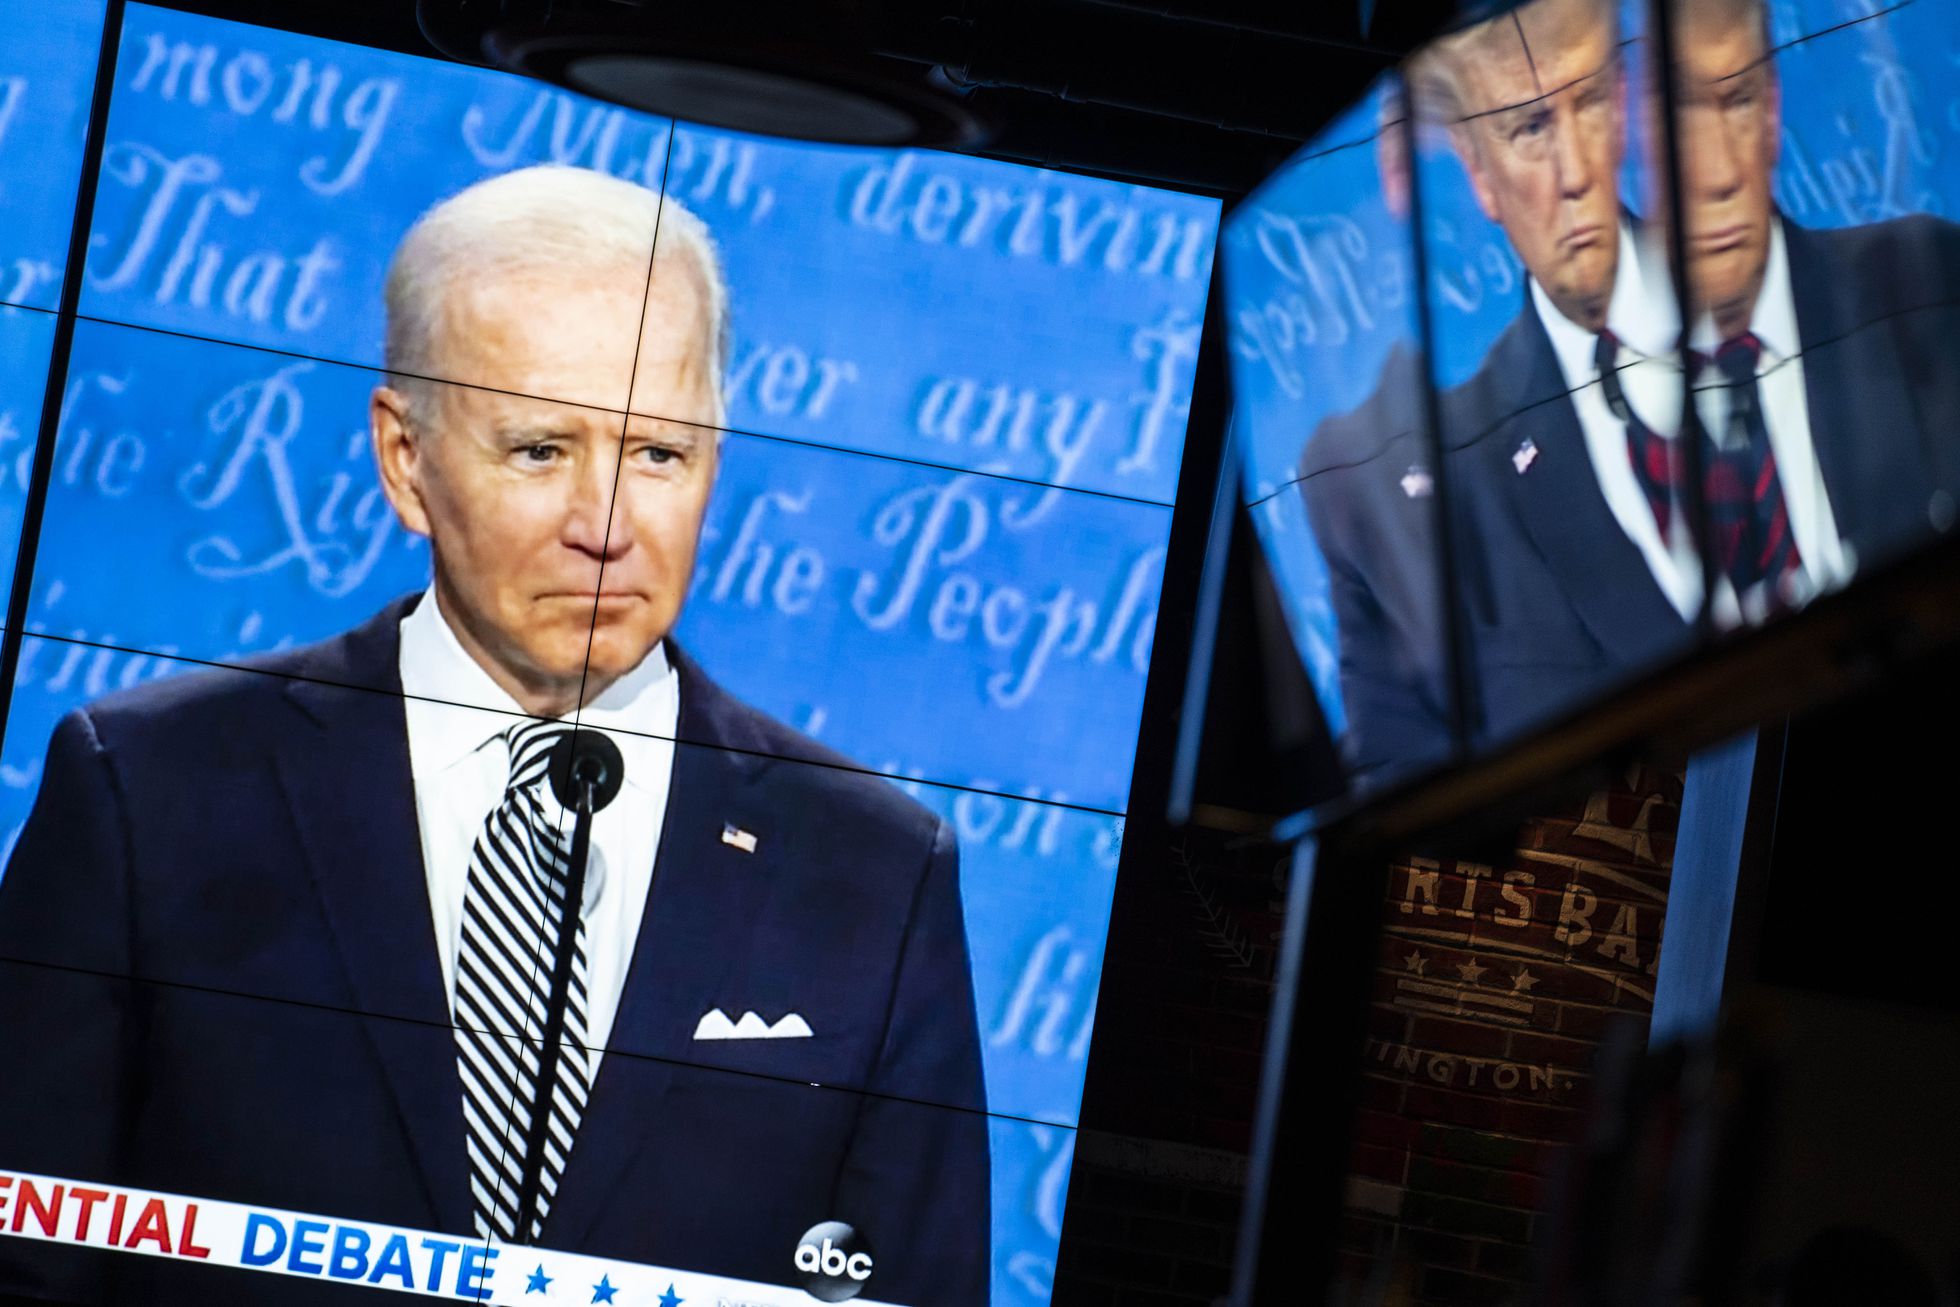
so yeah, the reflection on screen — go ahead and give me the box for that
[0,0,106,313]
[1225,0,1960,796]
[0,0,107,619]
[1224,77,1445,787]
[0,5,1219,1305]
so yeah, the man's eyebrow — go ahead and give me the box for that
[490,417,578,441]
[1454,38,1631,125]
[623,418,707,444]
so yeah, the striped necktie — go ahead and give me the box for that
[452,719,594,1244]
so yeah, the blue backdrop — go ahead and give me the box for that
[0,5,1220,1304]
[1223,0,1960,753]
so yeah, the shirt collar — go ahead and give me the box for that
[1690,216,1795,361]
[398,586,676,787]
[1531,219,1678,379]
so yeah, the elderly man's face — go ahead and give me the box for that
[1676,13,1779,339]
[372,257,720,713]
[1457,5,1624,331]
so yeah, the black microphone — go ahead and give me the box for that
[515,727,626,1244]
[547,728,626,816]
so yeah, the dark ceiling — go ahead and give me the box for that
[147,0,1459,197]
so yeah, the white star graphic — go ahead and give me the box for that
[1512,968,1539,993]
[1456,957,1486,984]
[1404,950,1428,976]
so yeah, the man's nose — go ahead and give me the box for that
[1687,112,1744,200]
[561,449,631,559]
[1551,109,1595,198]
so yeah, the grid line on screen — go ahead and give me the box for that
[0,4,1206,1298]
[49,309,1183,512]
[7,311,1168,819]
[0,950,1048,1132]
[0,629,1135,820]
[436,119,679,1270]
[1235,0,1932,507]
[1243,290,1960,513]
[1751,0,1916,72]
[0,0,128,759]
[76,2,1214,517]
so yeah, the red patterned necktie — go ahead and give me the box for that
[1702,333,1802,605]
[1598,329,1804,615]
[1596,329,1678,539]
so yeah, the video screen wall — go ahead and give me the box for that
[0,4,1218,1305]
[1226,0,1960,795]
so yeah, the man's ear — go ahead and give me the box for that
[370,385,432,538]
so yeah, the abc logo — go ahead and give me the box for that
[793,1221,874,1302]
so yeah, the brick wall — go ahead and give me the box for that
[1054,761,1684,1307]
[1340,762,1683,1304]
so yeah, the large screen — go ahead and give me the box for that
[1226,0,1960,797]
[0,5,1218,1305]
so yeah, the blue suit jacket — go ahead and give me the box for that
[1449,213,1960,745]
[1308,213,1960,768]
[0,595,991,1306]
[1298,340,1456,784]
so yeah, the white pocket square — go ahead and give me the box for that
[692,1008,813,1040]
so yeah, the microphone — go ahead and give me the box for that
[516,727,626,1244]
[549,729,622,913]
[547,728,626,815]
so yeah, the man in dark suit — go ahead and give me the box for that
[1296,341,1454,783]
[1443,0,1960,743]
[0,165,990,1306]
[1300,0,1640,776]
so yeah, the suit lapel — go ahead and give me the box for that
[545,649,775,1248]
[274,600,472,1236]
[1490,309,1690,667]
[1784,220,1930,563]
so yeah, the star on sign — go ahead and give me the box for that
[658,1285,684,1307]
[1456,957,1486,984]
[1512,968,1539,993]
[1404,950,1428,976]
[527,1265,553,1294]
[592,1275,619,1304]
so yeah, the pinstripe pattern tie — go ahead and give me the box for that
[452,719,594,1244]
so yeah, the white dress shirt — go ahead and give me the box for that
[1534,219,1852,624]
[398,588,678,1080]
[1534,221,1704,619]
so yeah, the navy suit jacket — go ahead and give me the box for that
[1311,213,1960,766]
[1298,340,1457,784]
[0,595,991,1307]
[1451,212,1960,745]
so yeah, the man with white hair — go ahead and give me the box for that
[0,165,990,1307]
[1413,0,1694,745]
[1427,0,1960,747]
[1296,0,1675,774]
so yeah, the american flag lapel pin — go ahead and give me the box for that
[721,823,758,853]
[1512,438,1539,475]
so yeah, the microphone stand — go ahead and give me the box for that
[513,731,622,1244]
